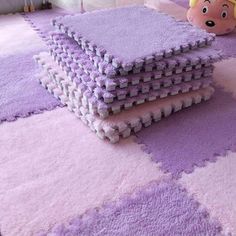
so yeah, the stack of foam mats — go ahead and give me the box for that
[34,5,222,143]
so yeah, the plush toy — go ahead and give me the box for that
[187,0,236,35]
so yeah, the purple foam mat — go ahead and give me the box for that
[49,30,218,77]
[35,52,213,118]
[0,51,61,123]
[52,5,215,73]
[37,180,222,236]
[49,32,221,81]
[22,8,69,42]
[51,46,214,103]
[213,31,236,58]
[135,87,236,178]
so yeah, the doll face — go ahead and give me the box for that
[187,0,236,35]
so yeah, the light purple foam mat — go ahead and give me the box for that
[52,5,215,74]
[50,47,214,103]
[213,31,236,58]
[22,8,69,42]
[35,52,213,119]
[38,180,222,236]
[2,9,236,235]
[49,32,220,78]
[49,32,221,86]
[135,87,236,178]
[0,52,61,123]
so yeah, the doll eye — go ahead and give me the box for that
[202,6,208,14]
[221,10,228,19]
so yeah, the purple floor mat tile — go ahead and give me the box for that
[22,8,69,41]
[53,5,214,73]
[135,87,236,178]
[49,47,214,102]
[39,180,222,236]
[213,31,236,58]
[36,52,213,118]
[0,52,61,122]
[49,32,221,78]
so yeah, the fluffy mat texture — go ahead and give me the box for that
[34,5,220,143]
[22,8,68,42]
[0,14,44,57]
[35,52,214,119]
[49,32,219,81]
[49,30,218,78]
[52,5,214,73]
[39,181,222,236]
[37,68,214,143]
[213,58,236,99]
[179,151,236,235]
[0,108,167,236]
[1,3,236,236]
[0,14,60,122]
[136,86,236,178]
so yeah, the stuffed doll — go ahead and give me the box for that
[187,0,236,35]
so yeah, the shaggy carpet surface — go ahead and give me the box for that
[0,3,235,236]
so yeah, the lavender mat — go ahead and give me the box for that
[50,48,213,103]
[50,32,221,78]
[136,87,236,178]
[36,52,213,118]
[40,180,222,236]
[0,52,61,122]
[22,8,69,41]
[53,6,214,72]
[214,31,236,58]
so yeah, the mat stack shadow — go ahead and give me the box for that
[34,5,222,143]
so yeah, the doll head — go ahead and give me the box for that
[187,0,236,35]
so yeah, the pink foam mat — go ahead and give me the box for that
[0,107,168,236]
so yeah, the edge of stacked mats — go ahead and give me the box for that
[34,5,222,143]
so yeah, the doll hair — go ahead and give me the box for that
[189,0,236,18]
